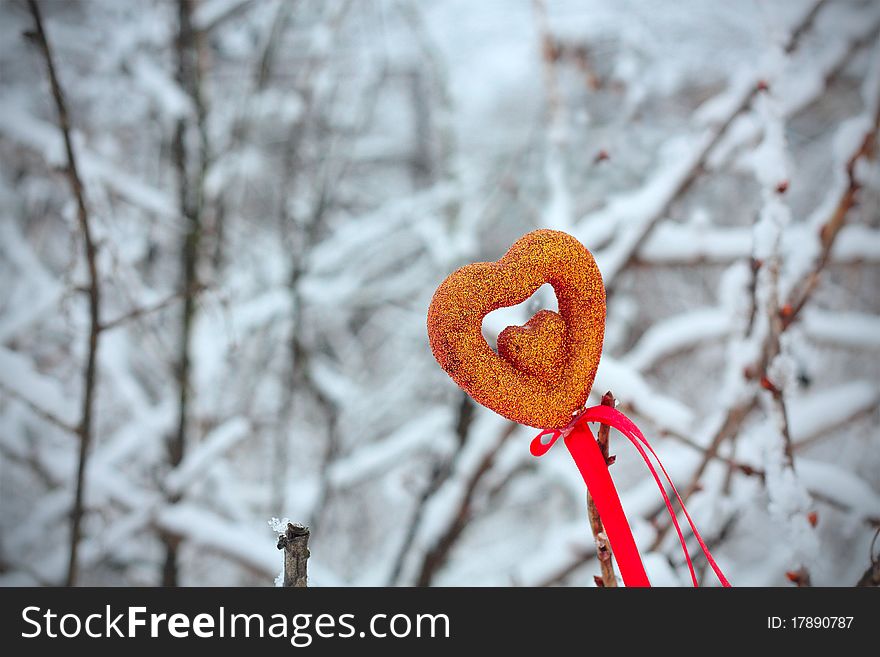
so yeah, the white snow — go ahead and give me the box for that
[268,516,290,533]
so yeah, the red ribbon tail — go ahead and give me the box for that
[563,423,651,587]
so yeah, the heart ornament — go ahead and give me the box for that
[427,229,605,429]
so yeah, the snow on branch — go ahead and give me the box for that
[623,308,729,372]
[635,223,880,265]
[802,310,880,350]
[796,460,880,523]
[788,381,879,446]
[327,407,453,489]
[594,357,694,435]
[165,417,250,495]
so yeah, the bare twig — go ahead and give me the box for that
[783,0,827,54]
[587,391,618,587]
[763,382,796,465]
[277,523,310,587]
[99,285,199,332]
[27,0,102,587]
[674,401,756,510]
[782,129,880,330]
[761,247,797,467]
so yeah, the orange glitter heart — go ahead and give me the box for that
[427,229,606,429]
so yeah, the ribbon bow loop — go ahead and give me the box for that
[529,430,561,457]
[530,409,589,457]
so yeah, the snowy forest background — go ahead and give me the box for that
[1,0,879,587]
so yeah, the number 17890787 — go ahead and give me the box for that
[768,617,853,629]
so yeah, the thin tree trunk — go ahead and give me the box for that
[164,0,208,587]
[27,0,102,587]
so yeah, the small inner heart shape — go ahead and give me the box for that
[427,229,606,429]
[497,309,566,381]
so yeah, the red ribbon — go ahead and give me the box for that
[531,405,731,587]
